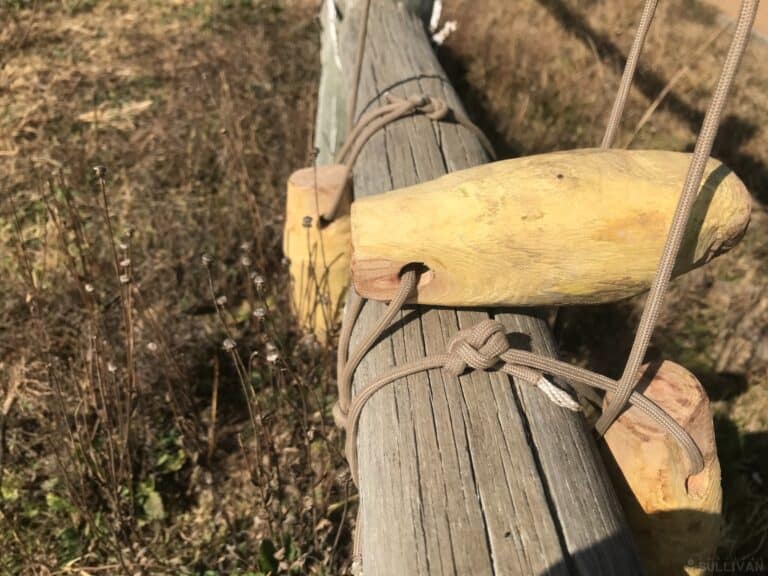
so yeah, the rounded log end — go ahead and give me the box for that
[603,361,722,575]
[351,257,434,301]
[284,165,352,340]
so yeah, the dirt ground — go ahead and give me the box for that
[0,0,766,574]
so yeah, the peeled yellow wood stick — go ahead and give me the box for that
[351,149,751,306]
[603,361,722,576]
[283,165,350,341]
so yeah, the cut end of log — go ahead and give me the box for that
[603,361,722,576]
[283,164,352,341]
[287,164,349,218]
[351,257,435,302]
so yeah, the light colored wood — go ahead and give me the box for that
[324,1,643,574]
[283,165,350,341]
[603,361,722,576]
[351,148,751,306]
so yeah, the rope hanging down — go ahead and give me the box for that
[595,0,758,434]
[331,0,758,489]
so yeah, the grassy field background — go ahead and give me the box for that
[0,0,766,574]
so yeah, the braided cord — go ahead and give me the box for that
[331,1,758,565]
[601,0,659,149]
[596,0,759,434]
[335,271,705,487]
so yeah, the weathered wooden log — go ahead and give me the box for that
[603,361,722,576]
[351,148,751,306]
[283,165,351,340]
[318,1,643,574]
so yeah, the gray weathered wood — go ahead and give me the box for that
[315,0,347,165]
[317,1,644,574]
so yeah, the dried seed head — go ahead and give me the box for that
[222,338,236,352]
[336,470,351,484]
[118,242,129,252]
[265,343,279,363]
[119,258,131,268]
[239,242,251,252]
[119,274,130,285]
[253,307,266,319]
[240,255,252,267]
[92,165,107,179]
[84,283,95,293]
[215,295,227,306]
[251,274,265,289]
[107,361,117,373]
[146,342,158,353]
[201,253,213,267]
[299,333,318,351]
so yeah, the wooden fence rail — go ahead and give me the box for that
[315,1,644,574]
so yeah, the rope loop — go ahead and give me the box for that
[321,92,493,224]
[336,269,706,487]
[331,400,347,429]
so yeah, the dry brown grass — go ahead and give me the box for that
[0,1,355,574]
[1,0,767,573]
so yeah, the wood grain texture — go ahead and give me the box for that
[325,1,643,573]
[351,149,751,306]
[603,361,722,576]
[283,165,351,341]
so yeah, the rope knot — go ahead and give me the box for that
[385,93,450,121]
[419,96,449,120]
[445,320,510,376]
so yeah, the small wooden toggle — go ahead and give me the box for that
[283,165,351,341]
[603,361,722,576]
[351,149,751,306]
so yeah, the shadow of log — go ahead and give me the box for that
[437,46,524,160]
[534,0,768,205]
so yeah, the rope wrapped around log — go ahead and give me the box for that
[333,270,705,487]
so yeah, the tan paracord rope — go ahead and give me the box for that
[333,269,705,486]
[323,92,495,224]
[596,0,758,435]
[328,0,758,568]
[321,0,494,225]
[600,0,659,150]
